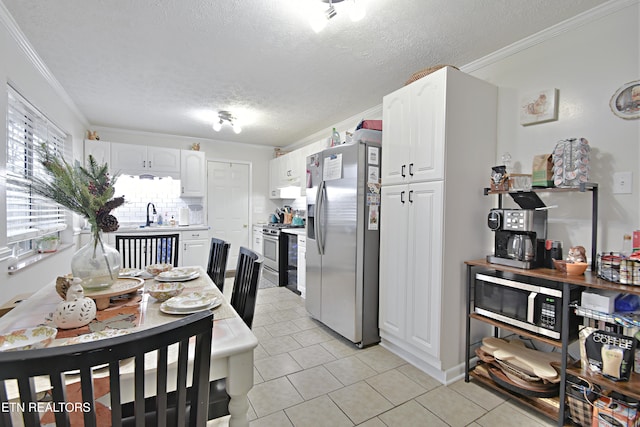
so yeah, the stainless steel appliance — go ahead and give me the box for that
[474,270,580,339]
[261,224,282,286]
[486,192,548,269]
[306,141,381,347]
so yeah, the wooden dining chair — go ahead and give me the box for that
[0,311,213,427]
[206,247,263,421]
[115,233,180,268]
[230,246,263,329]
[206,237,230,292]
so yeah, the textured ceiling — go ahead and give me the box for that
[2,0,608,147]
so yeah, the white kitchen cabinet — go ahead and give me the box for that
[297,234,306,298]
[180,229,209,268]
[269,150,304,199]
[111,142,180,177]
[378,66,497,384]
[180,150,206,197]
[252,225,263,254]
[379,182,443,357]
[381,69,447,186]
[84,139,110,166]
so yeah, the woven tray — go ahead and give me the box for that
[405,64,458,85]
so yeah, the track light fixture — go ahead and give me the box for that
[212,110,242,134]
[309,0,366,33]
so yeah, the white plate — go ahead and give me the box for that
[64,329,131,345]
[0,326,57,351]
[156,268,199,280]
[164,292,216,311]
[155,271,200,282]
[119,268,143,277]
[160,299,221,315]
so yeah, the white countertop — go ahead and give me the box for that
[80,224,210,234]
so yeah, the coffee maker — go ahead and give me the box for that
[486,192,548,269]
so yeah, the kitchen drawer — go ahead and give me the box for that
[182,230,207,241]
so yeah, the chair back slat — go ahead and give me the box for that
[230,247,263,328]
[116,234,180,269]
[207,238,230,291]
[0,311,213,427]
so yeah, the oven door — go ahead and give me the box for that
[262,233,279,272]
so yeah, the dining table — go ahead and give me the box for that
[0,266,258,427]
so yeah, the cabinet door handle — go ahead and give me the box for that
[400,191,405,204]
[401,165,406,177]
[143,160,146,168]
[149,161,152,168]
[409,163,414,176]
[409,190,413,203]
[182,186,184,194]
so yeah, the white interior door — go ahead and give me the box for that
[207,161,251,272]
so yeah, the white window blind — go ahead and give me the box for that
[6,86,68,245]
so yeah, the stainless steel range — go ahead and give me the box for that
[261,223,303,287]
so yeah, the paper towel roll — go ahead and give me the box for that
[179,207,190,226]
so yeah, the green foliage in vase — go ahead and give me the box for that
[27,145,125,236]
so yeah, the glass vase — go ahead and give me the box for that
[71,231,120,290]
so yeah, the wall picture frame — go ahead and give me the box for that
[610,80,640,120]
[519,88,559,126]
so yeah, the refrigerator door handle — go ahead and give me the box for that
[316,180,326,255]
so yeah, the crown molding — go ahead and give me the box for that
[0,1,88,126]
[461,0,639,73]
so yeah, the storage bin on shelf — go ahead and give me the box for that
[566,375,601,427]
[597,252,640,285]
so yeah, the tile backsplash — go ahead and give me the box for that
[112,176,203,225]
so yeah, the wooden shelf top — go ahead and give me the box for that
[465,259,640,296]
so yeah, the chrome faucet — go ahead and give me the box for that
[146,203,157,227]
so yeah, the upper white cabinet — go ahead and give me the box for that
[84,139,110,166]
[111,143,180,177]
[180,150,206,197]
[381,70,446,186]
[269,140,326,199]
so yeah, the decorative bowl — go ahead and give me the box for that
[0,326,57,351]
[553,259,588,275]
[147,282,184,301]
[146,263,173,276]
[566,262,588,276]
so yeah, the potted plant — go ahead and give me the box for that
[36,235,60,253]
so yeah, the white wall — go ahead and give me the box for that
[465,1,640,257]
[0,7,88,293]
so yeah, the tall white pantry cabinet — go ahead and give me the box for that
[379,66,497,384]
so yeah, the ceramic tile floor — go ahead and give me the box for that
[209,283,556,427]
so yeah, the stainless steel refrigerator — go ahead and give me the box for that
[305,141,381,348]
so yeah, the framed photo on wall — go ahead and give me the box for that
[610,80,640,120]
[519,88,559,126]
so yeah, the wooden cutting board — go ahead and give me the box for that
[480,337,561,382]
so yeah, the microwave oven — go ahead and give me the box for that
[474,270,580,339]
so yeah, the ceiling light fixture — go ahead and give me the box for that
[309,0,366,33]
[212,110,242,134]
